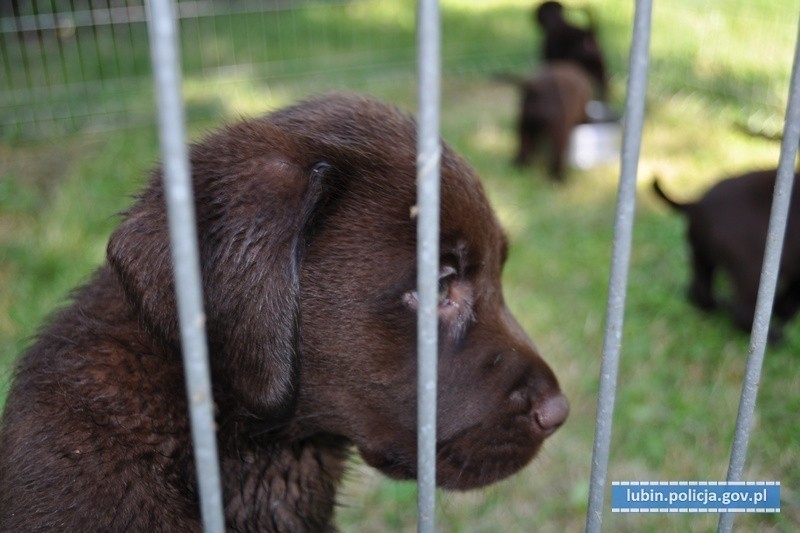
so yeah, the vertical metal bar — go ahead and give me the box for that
[416,0,440,531]
[585,1,653,531]
[717,17,800,533]
[144,1,225,531]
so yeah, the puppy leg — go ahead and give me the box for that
[768,277,800,342]
[773,277,800,322]
[726,264,760,333]
[724,257,785,342]
[548,124,569,181]
[514,120,540,167]
[687,248,716,311]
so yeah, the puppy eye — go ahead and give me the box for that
[438,266,457,305]
[437,279,449,303]
[402,265,459,310]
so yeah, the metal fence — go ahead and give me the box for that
[4,0,798,530]
[149,0,799,530]
[587,2,799,532]
[143,0,445,528]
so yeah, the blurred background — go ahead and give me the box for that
[1,0,798,530]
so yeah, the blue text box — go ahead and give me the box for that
[611,481,780,513]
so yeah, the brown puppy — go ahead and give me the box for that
[508,62,593,181]
[0,93,568,531]
[653,170,800,338]
[535,0,609,100]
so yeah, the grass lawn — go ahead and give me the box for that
[1,0,798,530]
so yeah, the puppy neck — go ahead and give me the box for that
[219,429,350,530]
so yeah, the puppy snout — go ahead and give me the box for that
[531,392,569,436]
[502,353,568,437]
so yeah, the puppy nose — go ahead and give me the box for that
[532,393,569,436]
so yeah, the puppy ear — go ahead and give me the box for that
[108,131,328,418]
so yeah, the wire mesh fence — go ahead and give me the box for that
[2,0,799,530]
[1,0,537,139]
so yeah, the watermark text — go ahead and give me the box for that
[611,481,780,513]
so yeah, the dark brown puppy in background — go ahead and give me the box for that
[653,170,800,338]
[504,62,593,181]
[0,93,568,531]
[535,0,609,100]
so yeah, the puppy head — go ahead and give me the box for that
[279,94,568,489]
[107,93,566,489]
[535,1,565,28]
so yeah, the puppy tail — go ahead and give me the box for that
[652,177,690,213]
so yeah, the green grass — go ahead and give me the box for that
[1,0,799,530]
